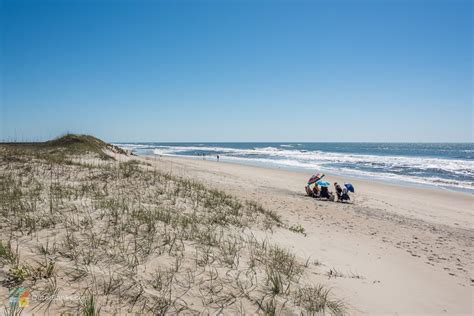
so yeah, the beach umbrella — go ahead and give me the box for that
[307,173,325,185]
[316,180,330,187]
[344,183,355,193]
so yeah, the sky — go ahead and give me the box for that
[1,0,472,142]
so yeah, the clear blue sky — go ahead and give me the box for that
[1,0,472,142]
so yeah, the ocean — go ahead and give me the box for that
[114,142,474,193]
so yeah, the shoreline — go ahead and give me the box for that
[114,141,474,195]
[141,153,474,197]
[143,154,474,229]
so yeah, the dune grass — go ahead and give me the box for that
[0,136,345,315]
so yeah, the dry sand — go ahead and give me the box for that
[141,155,474,315]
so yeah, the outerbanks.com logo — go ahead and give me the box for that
[7,288,81,310]
[9,287,30,308]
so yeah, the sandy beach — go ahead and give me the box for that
[1,137,472,315]
[141,154,474,315]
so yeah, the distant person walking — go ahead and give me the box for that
[217,155,220,162]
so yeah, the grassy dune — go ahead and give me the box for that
[0,135,344,315]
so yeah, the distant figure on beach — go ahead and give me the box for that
[334,182,343,201]
[217,155,220,162]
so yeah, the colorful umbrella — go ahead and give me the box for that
[307,173,325,185]
[344,183,355,193]
[316,180,330,187]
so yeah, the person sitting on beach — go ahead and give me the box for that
[312,184,320,198]
[340,187,351,202]
[320,186,331,199]
[334,182,343,201]
[305,185,313,197]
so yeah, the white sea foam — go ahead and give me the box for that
[148,145,473,174]
[219,155,474,191]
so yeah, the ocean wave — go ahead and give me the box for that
[113,143,155,150]
[216,156,474,191]
[149,145,473,174]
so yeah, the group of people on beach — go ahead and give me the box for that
[305,182,352,203]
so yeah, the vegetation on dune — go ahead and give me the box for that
[45,134,127,158]
[0,136,345,315]
[0,134,127,161]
